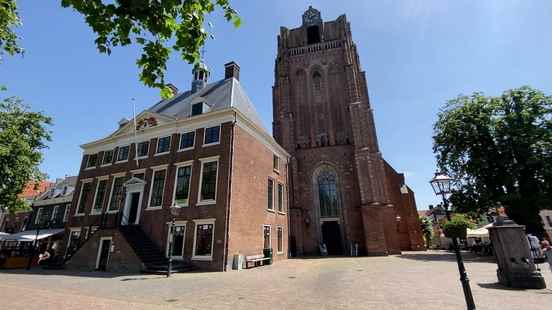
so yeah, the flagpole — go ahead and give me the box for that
[132,98,139,168]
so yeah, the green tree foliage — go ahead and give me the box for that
[0,0,23,61]
[420,216,433,248]
[442,214,474,240]
[433,86,552,235]
[0,92,51,213]
[61,0,240,98]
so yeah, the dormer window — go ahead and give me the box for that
[192,102,204,116]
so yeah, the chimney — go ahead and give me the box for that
[224,61,240,81]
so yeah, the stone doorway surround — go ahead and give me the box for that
[121,177,146,226]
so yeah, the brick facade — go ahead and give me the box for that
[65,67,290,272]
[273,7,423,256]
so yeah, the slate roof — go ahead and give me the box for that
[148,77,266,131]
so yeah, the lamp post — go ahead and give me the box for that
[430,172,476,310]
[166,207,178,277]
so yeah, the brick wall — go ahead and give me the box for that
[227,125,288,268]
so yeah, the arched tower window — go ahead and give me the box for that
[312,71,322,92]
[307,26,321,45]
[317,166,339,218]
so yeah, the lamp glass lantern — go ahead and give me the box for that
[429,172,453,196]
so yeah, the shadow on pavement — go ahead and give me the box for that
[477,282,524,291]
[0,268,140,279]
[397,251,496,263]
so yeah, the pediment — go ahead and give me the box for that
[109,111,176,138]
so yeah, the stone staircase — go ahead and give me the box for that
[119,225,194,274]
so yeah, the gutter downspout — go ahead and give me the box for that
[222,111,237,271]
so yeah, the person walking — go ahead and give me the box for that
[541,240,552,272]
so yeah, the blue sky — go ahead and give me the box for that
[2,1,551,209]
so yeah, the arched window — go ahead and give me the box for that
[317,167,339,218]
[307,25,321,44]
[312,71,322,92]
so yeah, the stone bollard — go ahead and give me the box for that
[488,220,546,289]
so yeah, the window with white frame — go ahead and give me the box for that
[149,169,166,207]
[108,176,126,212]
[273,155,280,172]
[86,154,98,168]
[179,131,195,150]
[92,179,108,214]
[63,205,70,222]
[102,150,114,165]
[137,141,149,158]
[277,226,284,254]
[191,102,203,116]
[193,219,215,260]
[277,183,284,213]
[173,164,192,207]
[199,159,218,203]
[156,136,171,154]
[203,125,220,145]
[76,181,93,215]
[263,225,271,249]
[267,179,274,211]
[34,208,44,225]
[51,205,62,223]
[116,145,130,162]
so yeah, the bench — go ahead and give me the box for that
[244,254,270,269]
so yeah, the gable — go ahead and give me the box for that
[108,111,176,139]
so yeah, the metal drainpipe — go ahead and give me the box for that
[222,112,236,271]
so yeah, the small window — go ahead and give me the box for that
[117,146,129,162]
[263,225,271,249]
[179,131,195,150]
[191,102,203,116]
[277,226,283,254]
[273,155,280,172]
[200,160,218,202]
[267,179,274,210]
[86,154,98,168]
[156,136,171,154]
[137,141,149,158]
[277,183,284,212]
[194,222,214,258]
[149,169,166,207]
[102,150,113,165]
[204,126,220,145]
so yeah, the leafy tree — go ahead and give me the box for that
[420,216,433,249]
[0,0,23,61]
[0,1,240,97]
[0,91,51,213]
[433,86,552,235]
[61,0,240,98]
[442,214,474,240]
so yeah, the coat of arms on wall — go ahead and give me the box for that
[136,117,158,130]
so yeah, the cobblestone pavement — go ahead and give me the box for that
[0,251,551,310]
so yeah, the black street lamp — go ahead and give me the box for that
[166,207,178,277]
[430,172,476,310]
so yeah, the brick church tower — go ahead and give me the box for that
[273,7,424,256]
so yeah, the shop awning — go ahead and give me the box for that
[467,224,493,238]
[0,232,10,241]
[2,229,64,242]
